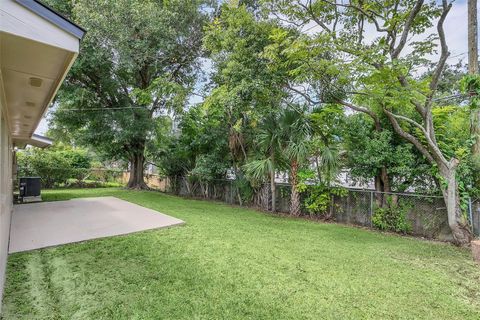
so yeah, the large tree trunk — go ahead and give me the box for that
[290,160,301,216]
[439,160,473,245]
[127,151,148,189]
[374,166,392,207]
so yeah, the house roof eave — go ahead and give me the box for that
[13,0,86,40]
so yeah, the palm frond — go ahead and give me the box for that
[243,158,273,182]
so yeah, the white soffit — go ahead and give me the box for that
[0,0,83,145]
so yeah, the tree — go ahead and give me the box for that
[203,3,293,174]
[280,107,311,216]
[158,103,231,194]
[343,114,433,195]
[244,112,284,212]
[50,0,211,189]
[309,105,344,186]
[264,0,473,244]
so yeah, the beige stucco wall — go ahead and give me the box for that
[0,107,13,304]
[0,1,82,308]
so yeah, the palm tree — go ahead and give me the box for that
[315,144,341,187]
[244,113,283,212]
[246,107,311,215]
[280,107,311,216]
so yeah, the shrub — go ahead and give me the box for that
[299,183,347,217]
[372,197,412,234]
[17,147,92,188]
[233,175,254,205]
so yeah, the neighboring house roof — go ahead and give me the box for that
[14,0,86,40]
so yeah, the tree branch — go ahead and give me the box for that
[383,108,434,163]
[422,0,452,146]
[319,0,389,33]
[287,84,320,104]
[336,99,381,131]
[298,0,331,33]
[383,108,449,166]
[391,0,424,59]
[383,108,426,134]
[426,0,452,107]
[396,75,426,117]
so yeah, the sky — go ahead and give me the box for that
[35,0,478,136]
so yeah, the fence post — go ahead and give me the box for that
[370,191,374,227]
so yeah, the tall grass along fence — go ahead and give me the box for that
[168,177,480,241]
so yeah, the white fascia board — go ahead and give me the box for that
[0,0,79,53]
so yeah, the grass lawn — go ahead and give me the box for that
[2,188,480,319]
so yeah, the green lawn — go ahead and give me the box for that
[2,188,480,319]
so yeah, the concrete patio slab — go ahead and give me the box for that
[9,196,184,253]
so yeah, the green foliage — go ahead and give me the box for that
[243,111,284,185]
[372,197,412,234]
[233,175,255,204]
[308,105,343,185]
[17,147,92,188]
[280,107,312,165]
[88,169,125,184]
[203,3,293,174]
[49,0,211,187]
[433,105,471,158]
[42,0,479,238]
[64,179,123,189]
[432,105,479,203]
[460,74,480,109]
[301,185,347,217]
[158,104,231,180]
[244,158,273,185]
[344,114,431,191]
[297,170,347,216]
[191,154,229,183]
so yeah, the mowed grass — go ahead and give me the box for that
[2,188,480,319]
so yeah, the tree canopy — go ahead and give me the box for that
[49,0,477,244]
[49,0,212,188]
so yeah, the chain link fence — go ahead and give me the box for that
[168,177,480,240]
[471,199,480,237]
[331,190,452,239]
[21,168,478,239]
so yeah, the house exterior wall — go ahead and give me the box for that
[0,104,13,303]
[0,0,84,309]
